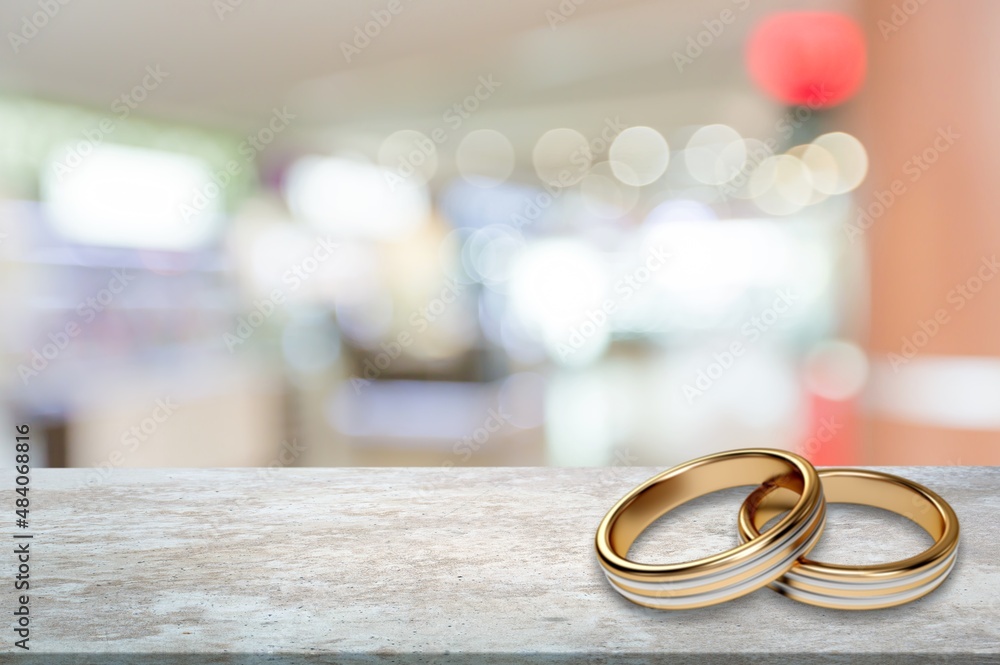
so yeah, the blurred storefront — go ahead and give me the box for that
[0,0,995,469]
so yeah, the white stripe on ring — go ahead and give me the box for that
[605,496,823,593]
[606,516,825,608]
[772,546,958,608]
[603,493,825,606]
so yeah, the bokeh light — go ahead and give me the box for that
[455,129,515,186]
[378,129,438,186]
[684,124,745,186]
[645,199,717,224]
[460,224,524,288]
[811,132,868,194]
[803,339,869,400]
[746,12,867,108]
[580,161,639,219]
[532,128,592,187]
[789,143,838,201]
[285,155,430,240]
[749,154,812,215]
[608,126,670,187]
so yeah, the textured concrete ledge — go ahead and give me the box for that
[1,466,998,664]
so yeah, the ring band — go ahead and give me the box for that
[737,468,960,610]
[595,448,826,610]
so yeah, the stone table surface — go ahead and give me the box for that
[1,466,998,664]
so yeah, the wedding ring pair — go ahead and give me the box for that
[594,449,959,610]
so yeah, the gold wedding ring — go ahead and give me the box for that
[737,468,960,610]
[595,448,826,610]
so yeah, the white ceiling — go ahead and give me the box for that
[0,0,854,160]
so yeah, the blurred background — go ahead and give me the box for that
[0,0,997,473]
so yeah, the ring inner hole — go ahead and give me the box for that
[758,503,934,565]
[612,455,804,560]
[627,487,759,564]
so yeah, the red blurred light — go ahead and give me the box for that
[746,12,867,108]
[801,392,860,466]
